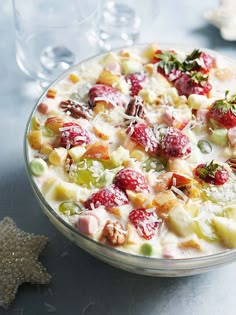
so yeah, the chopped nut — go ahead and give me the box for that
[125,96,146,123]
[46,88,57,99]
[102,220,127,246]
[226,158,236,172]
[59,100,92,120]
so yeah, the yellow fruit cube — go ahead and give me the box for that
[27,130,42,150]
[69,73,80,83]
[49,147,67,166]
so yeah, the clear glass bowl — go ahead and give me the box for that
[24,45,236,277]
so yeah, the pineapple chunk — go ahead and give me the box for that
[82,143,110,160]
[68,146,86,161]
[96,70,120,86]
[167,205,196,237]
[27,130,42,150]
[49,147,67,166]
[43,179,78,201]
[188,94,212,110]
[212,217,236,248]
[154,191,178,218]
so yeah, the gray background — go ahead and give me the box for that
[1,0,236,314]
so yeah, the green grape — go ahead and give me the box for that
[70,158,106,188]
[42,126,55,137]
[194,220,219,242]
[197,140,212,154]
[140,243,153,256]
[59,201,82,216]
[142,157,165,172]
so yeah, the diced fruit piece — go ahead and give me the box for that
[37,102,48,114]
[209,128,228,146]
[45,117,64,134]
[142,43,159,61]
[110,146,130,167]
[197,140,212,154]
[188,94,212,110]
[96,70,120,86]
[93,121,111,140]
[178,235,201,250]
[40,143,53,155]
[140,243,153,256]
[208,92,236,129]
[29,158,47,176]
[154,190,178,218]
[126,190,153,209]
[104,60,121,74]
[44,180,78,201]
[213,217,236,248]
[31,116,40,130]
[171,172,192,187]
[194,161,229,185]
[49,147,67,166]
[84,184,129,210]
[161,127,191,159]
[114,168,149,193]
[142,157,165,172]
[88,84,127,109]
[131,149,149,162]
[126,222,140,245]
[168,159,192,176]
[128,208,159,240]
[69,159,105,188]
[125,72,146,96]
[27,130,42,150]
[46,88,57,98]
[60,122,91,147]
[167,205,196,237]
[69,73,80,83]
[195,219,218,242]
[59,201,82,215]
[154,172,173,193]
[122,60,143,75]
[174,72,212,97]
[228,127,236,147]
[68,146,86,161]
[126,123,160,155]
[77,215,100,236]
[82,143,110,160]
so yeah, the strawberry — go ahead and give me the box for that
[60,122,91,147]
[208,92,236,129]
[128,208,159,240]
[183,49,215,74]
[174,72,212,97]
[84,184,129,210]
[125,72,146,96]
[88,84,127,108]
[194,161,229,185]
[153,49,182,81]
[114,168,149,193]
[161,127,191,159]
[126,123,160,155]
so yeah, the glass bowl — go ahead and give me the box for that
[24,44,236,277]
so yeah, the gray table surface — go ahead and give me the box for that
[1,0,236,314]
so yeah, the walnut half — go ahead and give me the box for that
[102,220,127,246]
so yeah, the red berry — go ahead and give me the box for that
[208,94,236,129]
[60,122,91,147]
[161,127,191,159]
[195,162,229,185]
[174,72,212,97]
[129,208,159,240]
[84,184,129,210]
[114,168,149,193]
[198,52,215,74]
[125,72,146,96]
[88,84,127,108]
[126,123,160,155]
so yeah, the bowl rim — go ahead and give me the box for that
[24,43,236,271]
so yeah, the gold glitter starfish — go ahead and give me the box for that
[0,217,51,308]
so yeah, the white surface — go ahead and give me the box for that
[1,0,236,314]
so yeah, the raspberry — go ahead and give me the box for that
[129,208,159,240]
[84,184,129,210]
[125,73,146,96]
[195,162,229,185]
[161,128,191,159]
[114,168,149,193]
[126,123,160,155]
[88,84,127,108]
[60,122,91,147]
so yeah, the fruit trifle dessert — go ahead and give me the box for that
[27,43,236,259]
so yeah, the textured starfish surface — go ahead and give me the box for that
[0,217,51,308]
